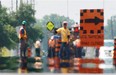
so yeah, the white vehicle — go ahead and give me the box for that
[99,39,114,59]
[99,40,115,70]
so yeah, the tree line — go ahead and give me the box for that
[0,3,43,51]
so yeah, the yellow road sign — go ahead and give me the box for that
[46,21,54,31]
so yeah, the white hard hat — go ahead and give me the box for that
[50,36,54,40]
[36,40,40,44]
[62,21,68,26]
[63,21,67,24]
[71,23,79,28]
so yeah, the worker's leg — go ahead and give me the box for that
[23,46,27,57]
[59,42,65,59]
[65,44,70,60]
[95,49,99,57]
[78,47,83,58]
[36,48,40,57]
[48,47,51,58]
[74,46,78,58]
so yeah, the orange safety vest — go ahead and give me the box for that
[19,26,27,40]
[27,47,32,57]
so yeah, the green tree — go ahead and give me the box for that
[15,4,36,27]
[0,6,17,49]
[41,14,75,28]
[3,25,18,48]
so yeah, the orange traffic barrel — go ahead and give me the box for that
[54,56,60,69]
[35,57,41,60]
[113,51,116,58]
[34,62,42,69]
[34,57,42,69]
[69,57,74,73]
[48,65,55,72]
[73,58,82,70]
[60,59,70,68]
[27,47,32,57]
[48,58,55,66]
[55,39,61,52]
[74,58,81,65]
[113,59,116,65]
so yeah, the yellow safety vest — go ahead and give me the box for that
[19,27,27,40]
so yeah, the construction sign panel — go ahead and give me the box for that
[46,21,54,31]
[80,9,104,46]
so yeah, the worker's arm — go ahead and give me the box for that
[67,29,70,39]
[54,28,58,34]
[56,28,62,34]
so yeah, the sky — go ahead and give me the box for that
[1,0,116,25]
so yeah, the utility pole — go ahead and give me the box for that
[11,0,13,12]
[67,0,69,18]
[16,0,18,11]
[30,0,32,5]
[33,0,35,10]
[0,0,1,8]
[20,0,23,6]
[27,0,28,4]
[111,16,114,39]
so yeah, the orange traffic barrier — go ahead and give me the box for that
[78,68,103,73]
[48,65,55,72]
[113,38,116,65]
[48,58,54,66]
[78,58,104,64]
[113,51,116,58]
[113,59,116,65]
[27,47,32,57]
[74,58,104,64]
[48,58,55,72]
[73,58,104,73]
[113,51,116,54]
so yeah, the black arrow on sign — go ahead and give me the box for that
[85,16,103,25]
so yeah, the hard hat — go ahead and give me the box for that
[63,21,67,24]
[62,21,68,26]
[22,21,27,25]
